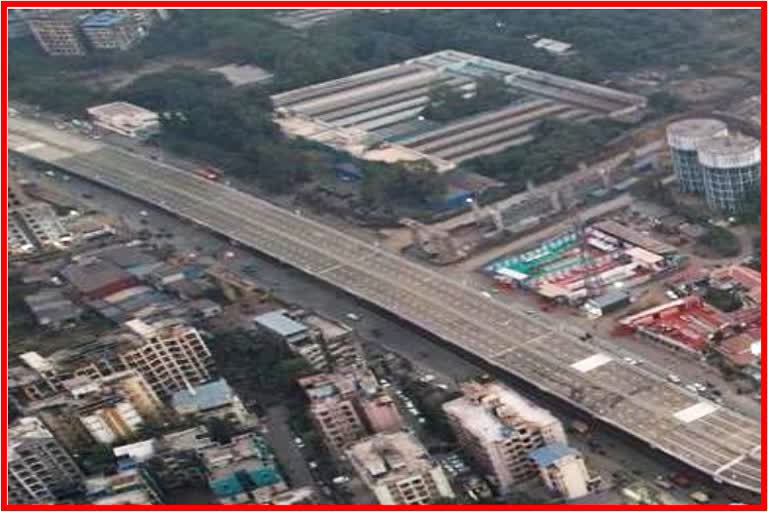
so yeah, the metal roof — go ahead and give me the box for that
[172,379,237,413]
[253,311,307,338]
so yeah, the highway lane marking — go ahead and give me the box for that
[13,124,760,492]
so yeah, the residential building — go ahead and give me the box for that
[442,380,567,494]
[22,396,93,453]
[360,393,405,434]
[14,318,215,400]
[302,313,366,373]
[8,175,71,255]
[254,310,365,373]
[86,101,160,138]
[347,432,455,505]
[85,466,163,505]
[171,378,251,425]
[76,393,144,445]
[530,443,593,500]
[24,9,89,56]
[8,417,83,504]
[81,11,144,50]
[298,373,369,454]
[201,433,287,504]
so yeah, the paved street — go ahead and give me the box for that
[8,115,761,494]
[264,406,315,490]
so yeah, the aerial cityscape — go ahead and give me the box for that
[5,6,763,508]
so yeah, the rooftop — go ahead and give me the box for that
[529,442,580,467]
[347,432,433,482]
[87,102,158,122]
[443,381,560,441]
[699,134,760,156]
[81,11,129,28]
[666,118,728,142]
[172,379,238,413]
[254,310,308,338]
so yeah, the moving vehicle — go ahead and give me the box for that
[198,167,221,180]
[667,374,681,384]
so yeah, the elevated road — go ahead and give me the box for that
[7,117,762,494]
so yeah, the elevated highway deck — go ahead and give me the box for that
[7,116,762,494]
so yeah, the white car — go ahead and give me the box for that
[623,357,638,365]
[346,313,361,321]
[667,374,681,384]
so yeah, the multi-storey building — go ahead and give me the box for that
[298,373,370,454]
[11,319,215,401]
[442,380,567,494]
[360,393,405,434]
[8,417,84,504]
[347,432,455,505]
[81,11,144,51]
[20,371,165,448]
[24,9,89,56]
[85,466,163,505]
[8,173,70,255]
[171,378,251,425]
[529,443,593,500]
[254,310,366,374]
[201,433,287,504]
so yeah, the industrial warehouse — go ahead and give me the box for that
[271,50,647,171]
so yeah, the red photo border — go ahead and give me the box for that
[2,1,765,510]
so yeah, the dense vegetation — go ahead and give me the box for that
[422,76,513,122]
[8,9,759,204]
[360,160,447,209]
[463,118,625,189]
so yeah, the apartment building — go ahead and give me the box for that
[12,319,215,402]
[201,433,287,504]
[81,11,144,50]
[347,432,455,505]
[360,393,405,434]
[8,417,84,504]
[530,443,593,500]
[24,9,89,56]
[442,380,567,494]
[8,174,70,255]
[254,310,365,373]
[85,466,163,505]
[171,378,251,425]
[298,373,370,454]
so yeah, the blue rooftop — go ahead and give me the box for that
[82,11,127,28]
[172,379,237,413]
[253,311,307,338]
[529,443,579,467]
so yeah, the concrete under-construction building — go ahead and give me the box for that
[24,9,90,56]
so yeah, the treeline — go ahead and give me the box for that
[422,76,513,122]
[463,118,625,190]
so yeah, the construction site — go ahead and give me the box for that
[483,219,679,305]
[271,50,647,172]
